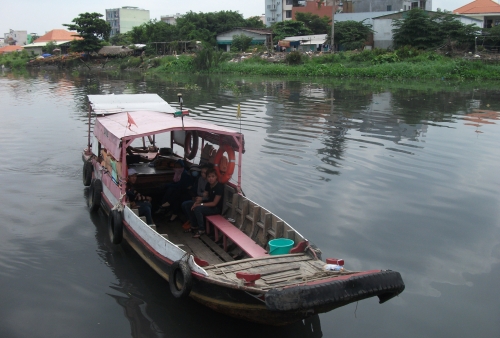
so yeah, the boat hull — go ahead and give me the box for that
[122,220,404,325]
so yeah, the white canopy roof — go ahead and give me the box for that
[88,94,176,115]
[23,40,72,48]
[284,34,328,45]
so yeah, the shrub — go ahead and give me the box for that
[373,52,400,64]
[285,51,303,65]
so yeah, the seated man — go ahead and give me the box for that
[126,168,154,225]
[156,159,192,216]
[164,163,208,222]
[182,168,224,238]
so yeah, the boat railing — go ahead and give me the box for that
[222,185,306,250]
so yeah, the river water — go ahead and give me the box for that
[0,69,499,338]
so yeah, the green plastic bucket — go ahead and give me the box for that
[268,238,294,255]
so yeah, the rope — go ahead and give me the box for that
[219,266,229,279]
[111,192,126,211]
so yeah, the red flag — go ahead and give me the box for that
[127,112,137,130]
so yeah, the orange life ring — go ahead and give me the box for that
[214,144,235,184]
[184,131,199,160]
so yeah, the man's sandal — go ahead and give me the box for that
[192,230,205,238]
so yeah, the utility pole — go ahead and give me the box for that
[330,0,336,53]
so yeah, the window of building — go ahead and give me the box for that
[411,2,418,9]
[387,5,392,11]
[286,0,293,5]
[286,10,292,18]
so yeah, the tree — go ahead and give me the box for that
[393,9,480,50]
[176,11,247,45]
[272,21,312,43]
[64,12,111,54]
[331,20,373,51]
[482,24,500,49]
[231,34,253,51]
[109,33,133,46]
[392,9,440,49]
[295,12,331,34]
[42,40,58,54]
[433,12,479,50]
[245,16,266,29]
[128,20,179,44]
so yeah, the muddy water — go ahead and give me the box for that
[0,69,499,338]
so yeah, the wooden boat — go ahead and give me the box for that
[82,94,404,325]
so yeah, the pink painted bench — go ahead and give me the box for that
[205,215,269,258]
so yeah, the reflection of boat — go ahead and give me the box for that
[81,94,405,325]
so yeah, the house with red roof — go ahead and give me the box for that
[454,0,500,28]
[33,29,82,43]
[22,29,82,55]
[0,45,23,54]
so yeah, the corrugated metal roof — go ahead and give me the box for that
[284,34,328,41]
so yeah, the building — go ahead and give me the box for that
[264,0,432,26]
[4,30,27,46]
[349,0,431,12]
[22,29,81,55]
[264,0,284,26]
[106,6,150,37]
[161,13,182,25]
[216,28,272,51]
[372,11,482,49]
[264,0,338,26]
[283,34,329,51]
[453,0,500,28]
[0,45,23,54]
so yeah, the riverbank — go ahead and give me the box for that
[3,49,500,80]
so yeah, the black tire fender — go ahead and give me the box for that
[88,179,102,212]
[108,209,123,244]
[169,260,192,298]
[184,131,199,160]
[82,161,93,186]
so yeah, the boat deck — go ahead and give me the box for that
[154,215,353,290]
[154,215,235,265]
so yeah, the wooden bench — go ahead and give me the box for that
[205,215,269,258]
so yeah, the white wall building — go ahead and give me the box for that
[161,13,182,25]
[106,7,150,37]
[4,30,28,46]
[350,0,432,12]
[265,0,284,26]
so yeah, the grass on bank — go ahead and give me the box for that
[146,48,500,80]
[0,50,31,70]
[3,47,500,80]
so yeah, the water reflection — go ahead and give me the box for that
[463,109,499,133]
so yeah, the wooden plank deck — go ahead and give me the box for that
[153,214,233,265]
